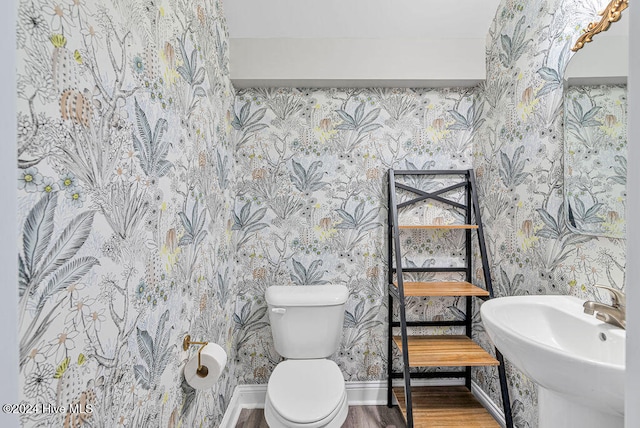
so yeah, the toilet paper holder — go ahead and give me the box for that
[183,335,209,378]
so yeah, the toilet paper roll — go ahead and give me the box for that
[184,343,227,389]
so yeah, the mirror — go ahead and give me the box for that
[563,12,628,238]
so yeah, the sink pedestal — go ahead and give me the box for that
[538,387,623,428]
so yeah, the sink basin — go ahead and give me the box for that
[481,295,625,428]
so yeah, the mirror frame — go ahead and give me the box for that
[572,0,629,52]
[562,0,629,238]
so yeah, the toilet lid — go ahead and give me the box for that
[267,359,346,424]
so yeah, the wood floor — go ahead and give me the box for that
[235,386,501,427]
[235,405,406,427]
[394,386,500,428]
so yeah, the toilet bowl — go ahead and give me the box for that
[264,285,350,428]
[264,360,348,428]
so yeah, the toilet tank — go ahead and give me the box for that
[265,285,349,359]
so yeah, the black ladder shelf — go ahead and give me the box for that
[386,169,513,428]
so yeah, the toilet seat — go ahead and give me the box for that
[265,359,348,428]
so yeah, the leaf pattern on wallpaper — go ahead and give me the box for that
[253,88,304,121]
[14,1,629,427]
[216,150,230,190]
[21,192,57,296]
[134,310,173,390]
[448,101,485,131]
[335,102,382,152]
[335,102,382,133]
[176,32,207,114]
[133,98,173,177]
[499,146,530,188]
[475,2,627,424]
[335,201,380,251]
[609,155,626,185]
[217,270,231,308]
[214,23,229,76]
[270,194,304,221]
[511,399,531,428]
[499,16,532,67]
[36,256,99,312]
[567,197,604,229]
[565,85,627,237]
[232,86,480,387]
[537,66,562,97]
[20,193,97,300]
[36,211,96,284]
[567,98,602,131]
[402,160,439,191]
[180,377,197,420]
[101,182,149,240]
[231,101,269,150]
[231,102,268,132]
[179,199,208,247]
[536,205,593,247]
[16,0,236,426]
[374,88,418,120]
[233,301,269,349]
[537,41,571,97]
[19,192,98,367]
[447,305,467,321]
[335,201,378,231]
[499,267,527,296]
[446,101,486,155]
[343,300,382,348]
[290,259,329,285]
[290,160,328,192]
[232,201,268,248]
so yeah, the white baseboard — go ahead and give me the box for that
[471,381,506,428]
[221,377,507,428]
[219,383,270,427]
[219,386,244,428]
[345,378,464,405]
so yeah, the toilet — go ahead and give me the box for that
[264,284,350,428]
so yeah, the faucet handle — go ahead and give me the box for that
[594,285,626,308]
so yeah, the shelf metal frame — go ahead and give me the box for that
[386,169,514,428]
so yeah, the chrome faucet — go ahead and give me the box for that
[583,285,626,329]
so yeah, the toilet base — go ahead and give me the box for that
[264,390,348,428]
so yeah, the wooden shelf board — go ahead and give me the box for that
[393,386,500,427]
[399,224,478,230]
[392,335,499,367]
[393,281,490,297]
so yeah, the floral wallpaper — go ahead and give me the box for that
[15,0,628,427]
[16,0,237,426]
[230,87,485,384]
[565,84,627,238]
[230,2,628,428]
[473,0,627,426]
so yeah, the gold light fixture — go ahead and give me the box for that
[571,0,629,52]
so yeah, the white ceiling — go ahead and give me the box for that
[224,0,503,87]
[225,0,502,40]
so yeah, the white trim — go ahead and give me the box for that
[1,1,19,427]
[345,378,464,406]
[219,384,265,428]
[626,3,640,427]
[471,381,506,428]
[345,381,385,406]
[221,378,482,427]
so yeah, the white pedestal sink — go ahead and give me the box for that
[480,295,625,428]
